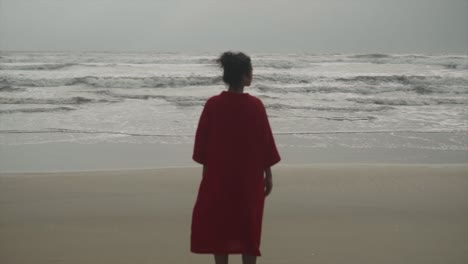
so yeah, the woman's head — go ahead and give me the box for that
[217,51,253,88]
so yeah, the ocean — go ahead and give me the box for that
[0,51,467,170]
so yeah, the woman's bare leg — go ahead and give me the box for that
[242,254,257,264]
[214,254,228,264]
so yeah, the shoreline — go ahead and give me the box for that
[1,162,467,176]
[1,131,467,173]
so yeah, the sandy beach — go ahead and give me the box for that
[1,164,467,264]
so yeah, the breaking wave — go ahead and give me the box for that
[94,90,207,106]
[0,96,116,105]
[0,63,78,71]
[335,75,468,86]
[0,107,75,114]
[350,54,392,59]
[348,97,468,106]
[0,75,222,88]
[265,103,394,112]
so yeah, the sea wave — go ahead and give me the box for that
[265,102,394,112]
[254,83,407,95]
[253,59,312,69]
[0,75,222,88]
[348,97,468,106]
[1,52,466,69]
[95,90,207,106]
[347,54,468,69]
[0,92,207,107]
[0,63,78,71]
[0,107,75,114]
[254,82,468,95]
[0,85,25,92]
[2,73,467,95]
[255,74,313,84]
[336,75,468,86]
[256,74,468,91]
[350,53,393,59]
[335,75,468,94]
[443,62,468,69]
[0,96,117,105]
[0,53,216,65]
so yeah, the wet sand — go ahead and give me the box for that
[1,164,467,264]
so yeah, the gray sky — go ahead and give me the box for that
[1,0,467,53]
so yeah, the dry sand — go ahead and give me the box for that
[1,164,467,264]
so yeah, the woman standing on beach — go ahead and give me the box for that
[190,51,281,264]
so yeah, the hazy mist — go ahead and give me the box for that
[1,0,467,53]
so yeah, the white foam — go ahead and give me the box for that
[0,52,467,150]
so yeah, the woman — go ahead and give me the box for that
[191,51,281,264]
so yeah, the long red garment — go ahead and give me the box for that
[191,90,281,256]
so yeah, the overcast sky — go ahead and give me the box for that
[1,0,467,54]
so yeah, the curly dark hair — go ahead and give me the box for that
[216,51,252,87]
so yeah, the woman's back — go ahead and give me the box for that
[191,52,280,259]
[205,91,267,172]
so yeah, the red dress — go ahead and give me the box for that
[191,90,281,256]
